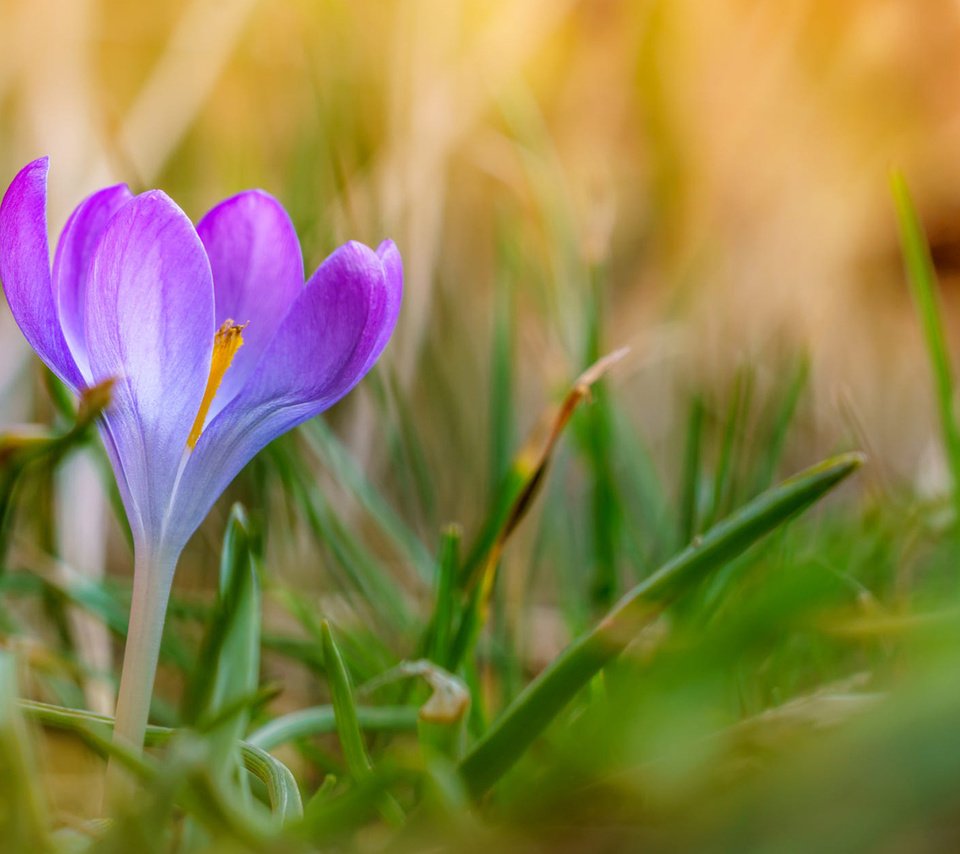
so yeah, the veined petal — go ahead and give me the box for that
[0,158,84,390]
[197,190,303,419]
[166,240,401,550]
[53,183,134,382]
[84,190,215,542]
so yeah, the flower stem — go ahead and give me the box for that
[105,545,177,804]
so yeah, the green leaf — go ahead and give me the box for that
[457,452,864,798]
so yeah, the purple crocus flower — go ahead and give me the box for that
[0,157,402,754]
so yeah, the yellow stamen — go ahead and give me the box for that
[187,319,247,449]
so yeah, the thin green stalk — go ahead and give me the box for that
[892,172,960,521]
[458,452,864,798]
[106,545,177,800]
[679,393,705,546]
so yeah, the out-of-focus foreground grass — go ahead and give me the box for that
[5,2,960,851]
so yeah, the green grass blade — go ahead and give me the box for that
[580,386,621,609]
[382,366,439,533]
[277,587,393,685]
[457,452,864,798]
[320,621,376,781]
[181,502,262,833]
[424,524,461,665]
[703,368,752,529]
[490,261,516,494]
[247,705,420,751]
[2,569,193,675]
[678,393,706,547]
[19,698,303,822]
[321,621,404,825]
[302,419,434,582]
[609,404,673,572]
[0,652,49,851]
[295,473,413,633]
[236,742,303,824]
[577,263,622,610]
[892,172,960,519]
[749,355,809,494]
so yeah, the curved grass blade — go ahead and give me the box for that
[248,705,420,751]
[93,733,276,849]
[358,659,470,758]
[458,452,864,799]
[237,741,302,824]
[19,699,303,823]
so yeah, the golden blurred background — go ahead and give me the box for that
[3,0,960,474]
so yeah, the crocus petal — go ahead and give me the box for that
[0,158,85,390]
[53,184,134,381]
[167,240,401,550]
[84,190,215,543]
[370,240,403,374]
[197,190,303,418]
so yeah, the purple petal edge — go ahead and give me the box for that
[0,158,84,390]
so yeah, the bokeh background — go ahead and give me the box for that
[3,0,960,781]
[4,1,960,488]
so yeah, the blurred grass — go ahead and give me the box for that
[4,1,960,851]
